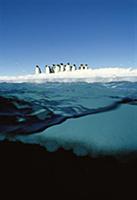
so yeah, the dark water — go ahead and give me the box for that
[0,82,137,156]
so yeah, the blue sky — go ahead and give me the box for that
[0,0,136,75]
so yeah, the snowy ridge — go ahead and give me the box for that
[0,67,137,83]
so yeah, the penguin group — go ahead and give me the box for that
[35,63,89,75]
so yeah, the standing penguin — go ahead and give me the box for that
[60,63,64,72]
[45,65,50,74]
[65,62,71,71]
[84,64,88,70]
[71,64,76,71]
[54,64,60,73]
[35,65,42,74]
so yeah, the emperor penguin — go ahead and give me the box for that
[35,65,42,75]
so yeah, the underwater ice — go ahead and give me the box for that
[0,80,136,157]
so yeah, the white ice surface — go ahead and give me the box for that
[0,68,137,83]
